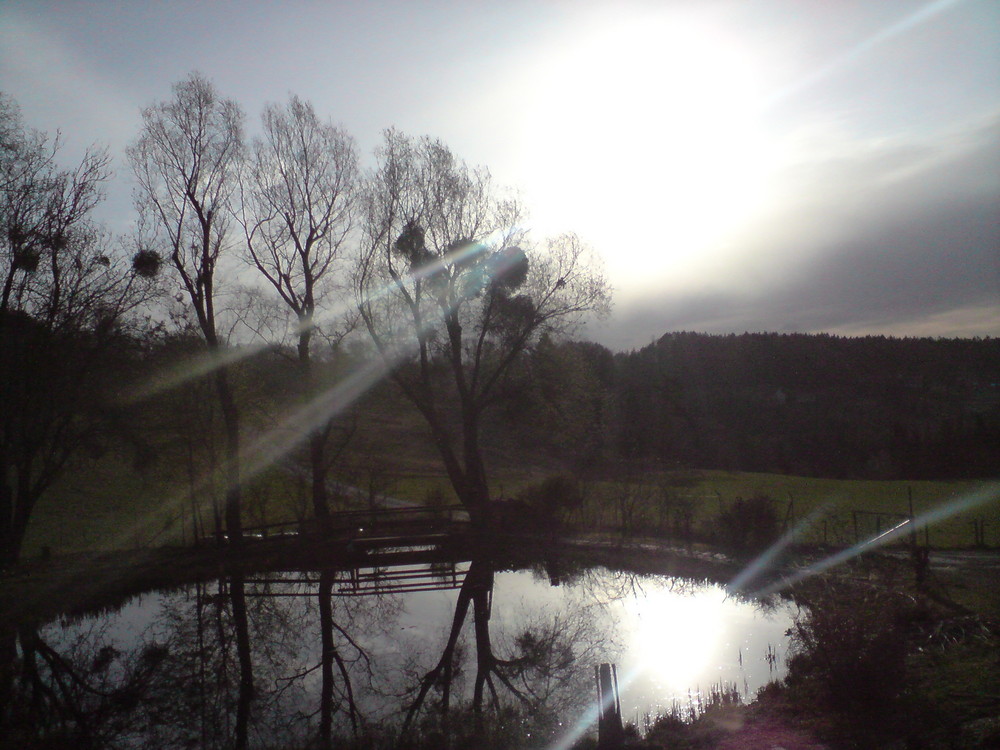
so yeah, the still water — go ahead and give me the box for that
[24,559,796,747]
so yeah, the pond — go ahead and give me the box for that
[6,555,797,748]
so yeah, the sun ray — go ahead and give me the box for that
[726,500,836,595]
[122,240,494,403]
[107,245,502,548]
[750,482,1000,598]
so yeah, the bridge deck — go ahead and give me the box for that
[199,505,471,553]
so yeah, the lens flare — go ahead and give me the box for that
[751,482,1000,598]
[726,501,835,595]
[124,238,498,403]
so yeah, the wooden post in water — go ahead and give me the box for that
[596,663,624,749]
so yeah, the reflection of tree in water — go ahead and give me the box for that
[398,558,616,748]
[144,571,393,748]
[141,576,266,748]
[0,574,375,749]
[0,620,168,748]
[0,558,620,748]
[298,569,397,747]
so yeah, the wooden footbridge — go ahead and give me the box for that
[224,506,473,598]
[244,561,470,598]
[199,504,472,557]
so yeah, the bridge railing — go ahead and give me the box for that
[201,504,470,543]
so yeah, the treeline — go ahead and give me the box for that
[504,332,1000,480]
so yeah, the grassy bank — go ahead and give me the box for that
[20,452,998,558]
[573,471,998,550]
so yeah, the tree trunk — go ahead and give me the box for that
[318,571,334,749]
[214,366,242,545]
[471,568,495,716]
[310,434,331,524]
[0,479,15,567]
[0,626,16,737]
[462,412,493,532]
[229,574,254,750]
[0,483,33,567]
[299,326,331,525]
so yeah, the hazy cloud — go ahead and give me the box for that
[598,118,1000,348]
[2,1,997,350]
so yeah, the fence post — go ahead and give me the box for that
[908,487,917,550]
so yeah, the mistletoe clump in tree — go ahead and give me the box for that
[357,131,610,528]
[1,94,154,565]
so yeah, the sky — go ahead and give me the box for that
[1,0,998,349]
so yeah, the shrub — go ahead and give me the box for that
[502,475,583,534]
[714,494,779,556]
[784,582,911,749]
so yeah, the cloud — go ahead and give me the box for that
[779,193,998,327]
[0,12,141,231]
[0,14,137,152]
[596,117,1000,348]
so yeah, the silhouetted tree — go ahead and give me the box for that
[239,94,359,524]
[357,131,610,529]
[0,94,152,565]
[129,73,247,543]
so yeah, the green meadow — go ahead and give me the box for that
[21,451,998,557]
[574,470,998,549]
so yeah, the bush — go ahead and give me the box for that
[714,494,779,556]
[784,582,911,749]
[500,475,583,534]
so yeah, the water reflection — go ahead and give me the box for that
[1,556,794,748]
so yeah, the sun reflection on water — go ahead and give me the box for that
[623,586,725,694]
[611,578,794,722]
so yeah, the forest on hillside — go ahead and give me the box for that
[506,332,1000,480]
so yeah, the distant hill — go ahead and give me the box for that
[123,331,998,484]
[608,332,1000,479]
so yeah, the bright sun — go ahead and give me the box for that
[518,9,774,291]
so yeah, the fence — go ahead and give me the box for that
[563,482,998,550]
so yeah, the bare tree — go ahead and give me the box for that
[0,94,151,565]
[357,131,611,529]
[239,95,359,523]
[128,73,247,544]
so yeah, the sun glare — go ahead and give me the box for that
[623,585,725,693]
[519,10,774,291]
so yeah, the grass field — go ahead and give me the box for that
[572,470,1000,550]
[19,450,1000,558]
